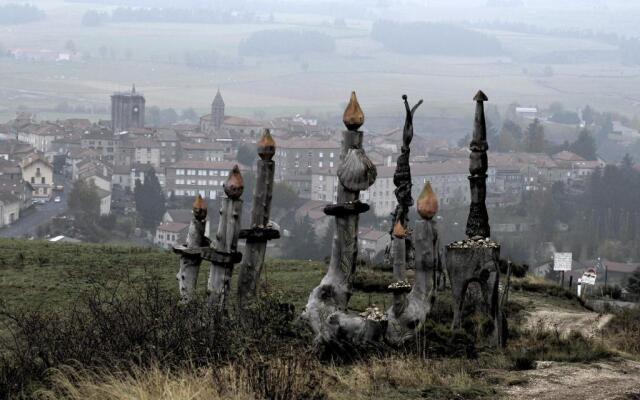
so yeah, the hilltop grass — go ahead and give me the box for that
[0,238,630,399]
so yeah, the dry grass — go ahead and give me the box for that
[35,364,249,400]
[32,356,504,400]
[35,357,325,400]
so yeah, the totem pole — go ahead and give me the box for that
[237,129,280,305]
[385,96,439,344]
[385,95,421,322]
[207,165,244,310]
[302,92,380,346]
[445,90,504,346]
[174,195,210,302]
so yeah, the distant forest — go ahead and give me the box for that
[471,20,640,65]
[0,3,45,25]
[238,30,335,57]
[82,7,257,26]
[371,21,504,57]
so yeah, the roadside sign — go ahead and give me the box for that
[553,252,572,271]
[581,268,597,285]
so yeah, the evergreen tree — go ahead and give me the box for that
[236,144,255,167]
[69,179,100,221]
[495,119,522,152]
[134,169,166,230]
[524,118,546,153]
[627,268,640,296]
[284,216,319,260]
[569,129,597,160]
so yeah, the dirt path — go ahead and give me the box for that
[523,309,613,338]
[505,360,640,400]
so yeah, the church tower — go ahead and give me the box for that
[111,84,145,133]
[211,89,225,130]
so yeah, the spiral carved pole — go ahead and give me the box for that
[445,91,504,347]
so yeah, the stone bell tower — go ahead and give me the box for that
[111,84,145,133]
[211,89,225,131]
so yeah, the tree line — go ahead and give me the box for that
[238,30,335,57]
[371,20,504,56]
[0,3,45,25]
[82,7,257,27]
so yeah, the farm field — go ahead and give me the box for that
[2,2,640,125]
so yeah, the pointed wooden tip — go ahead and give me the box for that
[193,194,207,210]
[474,90,488,102]
[417,181,439,220]
[343,91,364,131]
[224,165,244,200]
[258,129,276,160]
[392,220,407,238]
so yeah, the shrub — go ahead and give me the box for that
[605,307,640,356]
[508,328,612,367]
[0,282,312,398]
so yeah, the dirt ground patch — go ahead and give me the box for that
[523,309,613,338]
[505,360,640,400]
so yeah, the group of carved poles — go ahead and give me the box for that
[174,90,504,347]
[174,129,279,310]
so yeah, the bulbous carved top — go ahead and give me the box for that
[192,194,207,221]
[224,165,244,200]
[417,182,439,220]
[343,91,364,131]
[392,220,407,238]
[257,129,276,160]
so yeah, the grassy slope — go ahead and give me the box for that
[0,238,635,400]
[0,238,394,313]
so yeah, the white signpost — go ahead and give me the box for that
[581,268,597,286]
[553,252,573,271]
[553,252,572,288]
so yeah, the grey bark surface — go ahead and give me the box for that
[385,95,441,344]
[175,215,208,302]
[386,220,439,343]
[236,157,276,304]
[446,90,504,347]
[208,197,243,310]
[302,94,380,346]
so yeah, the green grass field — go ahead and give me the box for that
[0,237,637,399]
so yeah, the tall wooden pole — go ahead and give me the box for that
[302,92,379,345]
[174,195,209,302]
[237,129,280,305]
[466,90,490,239]
[207,165,244,311]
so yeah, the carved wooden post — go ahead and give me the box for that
[237,129,280,305]
[466,90,490,239]
[174,195,210,302]
[446,90,504,347]
[386,95,422,316]
[207,166,244,311]
[385,96,442,344]
[302,92,379,346]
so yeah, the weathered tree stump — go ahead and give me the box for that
[445,91,504,347]
[237,129,280,305]
[384,96,441,344]
[301,92,381,346]
[207,165,244,311]
[174,195,210,302]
